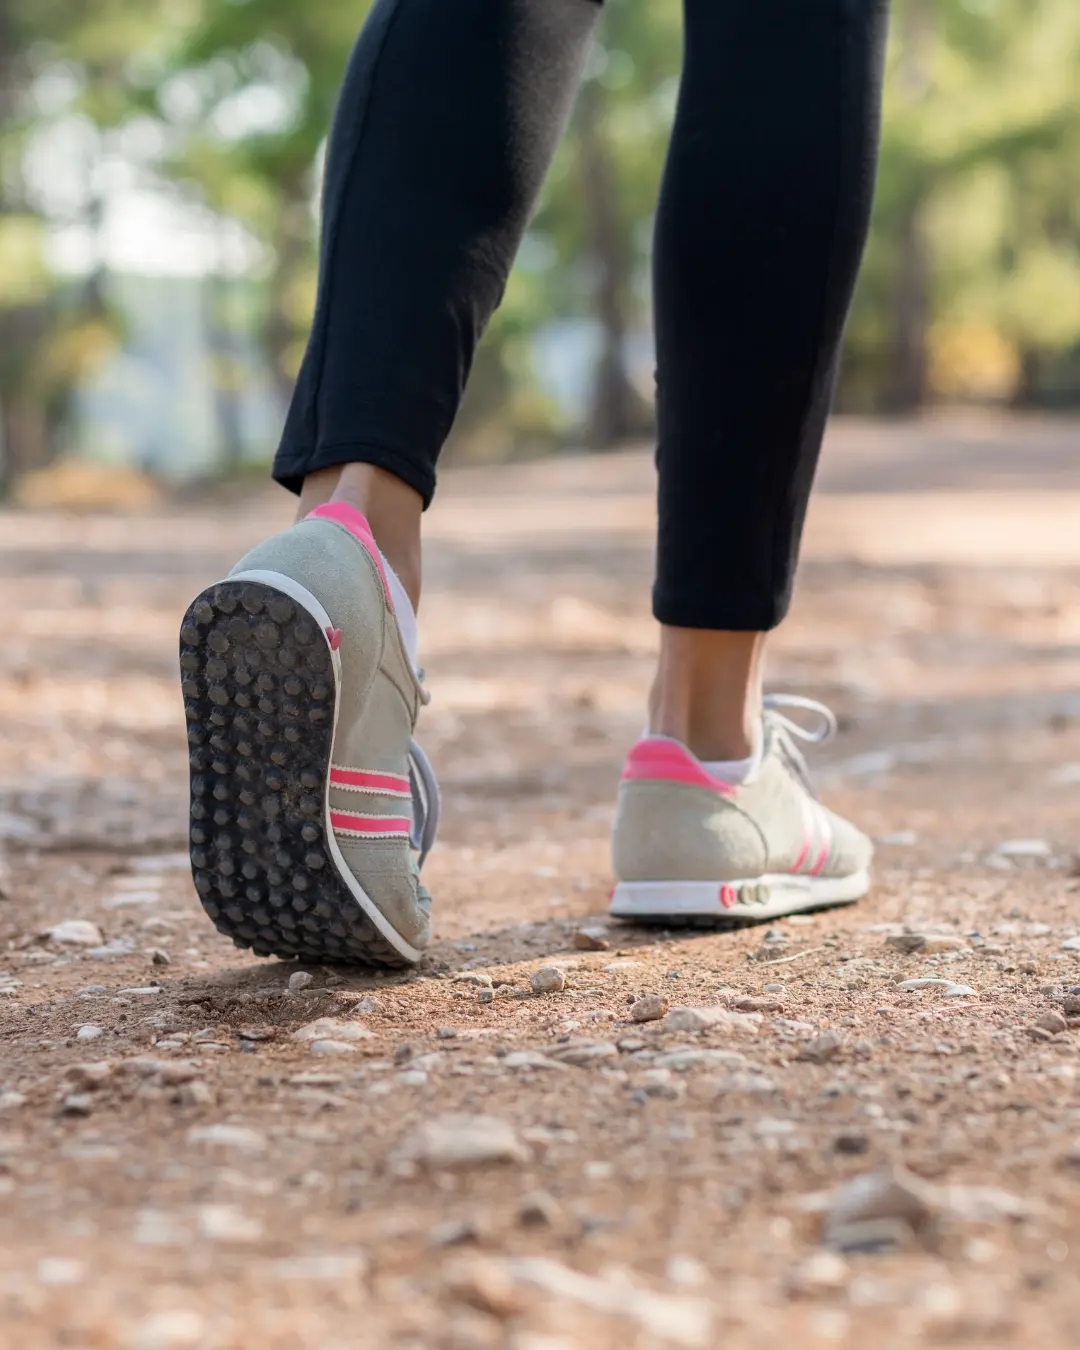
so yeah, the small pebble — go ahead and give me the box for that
[454,972,493,987]
[787,1250,850,1298]
[1064,995,1080,1016]
[309,1039,358,1055]
[428,1216,481,1248]
[996,838,1051,858]
[631,994,669,1023]
[59,1093,94,1117]
[477,988,495,1005]
[197,1204,263,1243]
[544,1040,619,1067]
[76,1026,104,1042]
[1060,937,1080,952]
[149,949,171,966]
[65,1062,114,1089]
[1033,1010,1068,1036]
[763,984,785,994]
[131,1309,205,1350]
[572,927,611,951]
[530,967,567,995]
[733,997,783,1013]
[895,979,953,991]
[291,1018,372,1043]
[437,1028,457,1040]
[36,1257,85,1287]
[662,1006,740,1033]
[942,985,977,997]
[175,1081,215,1107]
[519,1190,561,1227]
[186,1124,266,1154]
[799,1030,844,1064]
[0,1091,27,1111]
[833,1133,870,1155]
[395,1114,529,1170]
[288,971,314,993]
[45,920,104,947]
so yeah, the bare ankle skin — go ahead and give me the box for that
[648,628,767,761]
[297,464,423,610]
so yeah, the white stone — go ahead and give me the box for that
[45,920,103,947]
[631,994,669,1023]
[36,1257,85,1286]
[270,1253,367,1281]
[995,838,1051,858]
[895,979,953,991]
[0,1091,26,1111]
[288,970,314,993]
[197,1204,263,1243]
[186,1123,266,1154]
[309,1039,357,1055]
[291,1017,372,1043]
[502,1051,568,1072]
[652,1048,748,1072]
[942,984,978,997]
[531,967,567,995]
[133,1210,187,1247]
[131,1309,205,1350]
[396,1114,529,1170]
[509,1257,713,1347]
[544,1040,619,1067]
[663,1005,757,1034]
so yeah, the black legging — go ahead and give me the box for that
[274,0,890,630]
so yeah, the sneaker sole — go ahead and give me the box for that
[179,570,423,968]
[609,870,869,925]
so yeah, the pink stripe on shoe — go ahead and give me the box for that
[621,738,737,797]
[330,766,411,798]
[790,795,814,875]
[809,808,833,876]
[306,502,393,611]
[330,811,411,838]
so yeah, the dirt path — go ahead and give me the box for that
[2,414,1080,1349]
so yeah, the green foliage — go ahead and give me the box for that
[1,0,1079,487]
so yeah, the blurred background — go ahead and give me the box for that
[2,0,1079,502]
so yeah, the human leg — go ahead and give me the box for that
[180,0,603,965]
[612,0,890,922]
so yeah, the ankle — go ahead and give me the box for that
[649,627,766,761]
[298,464,423,609]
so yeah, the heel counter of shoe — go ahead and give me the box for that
[611,740,768,883]
[230,519,387,702]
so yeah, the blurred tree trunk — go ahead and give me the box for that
[577,81,650,448]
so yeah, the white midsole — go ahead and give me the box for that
[609,870,870,921]
[227,569,423,964]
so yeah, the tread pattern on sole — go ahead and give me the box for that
[180,580,410,967]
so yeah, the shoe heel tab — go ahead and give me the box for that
[622,737,736,797]
[306,503,393,612]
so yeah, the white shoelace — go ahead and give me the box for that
[763,694,838,798]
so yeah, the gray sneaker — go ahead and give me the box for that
[178,502,438,967]
[610,696,871,923]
